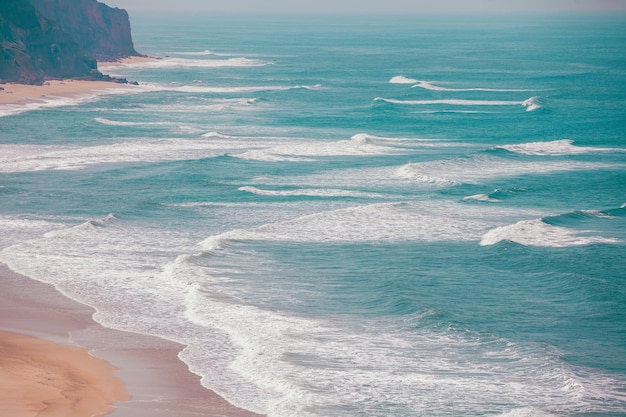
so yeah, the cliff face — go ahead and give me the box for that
[29,0,139,61]
[0,0,138,84]
[0,0,99,84]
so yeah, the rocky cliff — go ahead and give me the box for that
[29,0,139,61]
[0,0,138,84]
[0,0,99,84]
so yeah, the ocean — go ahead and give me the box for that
[1,12,625,417]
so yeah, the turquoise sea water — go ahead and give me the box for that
[1,13,625,417]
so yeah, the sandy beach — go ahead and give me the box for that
[0,57,162,113]
[0,331,129,417]
[0,263,263,416]
[0,79,131,106]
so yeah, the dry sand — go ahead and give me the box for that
[0,79,130,106]
[0,264,263,417]
[0,331,130,417]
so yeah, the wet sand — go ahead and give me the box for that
[0,264,263,417]
[0,80,131,106]
[0,330,129,417]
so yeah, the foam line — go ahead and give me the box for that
[238,186,387,198]
[497,140,625,156]
[98,57,269,71]
[411,80,534,92]
[480,218,620,247]
[389,75,418,84]
[375,96,542,112]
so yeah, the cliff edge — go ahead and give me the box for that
[29,0,139,61]
[0,0,138,84]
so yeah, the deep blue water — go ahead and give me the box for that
[1,13,625,417]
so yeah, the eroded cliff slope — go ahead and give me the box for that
[0,0,138,84]
[29,0,139,61]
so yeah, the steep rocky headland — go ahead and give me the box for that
[29,0,139,61]
[0,0,139,84]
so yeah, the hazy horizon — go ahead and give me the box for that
[103,0,626,14]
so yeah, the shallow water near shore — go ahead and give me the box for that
[1,13,625,417]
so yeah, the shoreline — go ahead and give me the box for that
[0,263,263,417]
[0,56,162,115]
[0,79,134,106]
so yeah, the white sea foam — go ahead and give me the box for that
[389,75,418,84]
[495,408,560,417]
[150,83,321,94]
[238,186,387,199]
[463,194,500,202]
[183,274,620,416]
[201,131,234,139]
[480,218,620,247]
[231,133,406,161]
[0,137,262,173]
[98,57,269,72]
[497,139,625,156]
[0,144,66,160]
[522,96,542,112]
[411,80,534,92]
[395,155,611,186]
[94,117,174,127]
[130,98,259,114]
[170,49,229,56]
[375,96,542,111]
[244,154,615,196]
[581,210,613,219]
[0,215,67,249]
[198,200,540,248]
[2,212,624,417]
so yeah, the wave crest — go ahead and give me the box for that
[463,194,500,203]
[238,186,386,199]
[497,139,624,156]
[480,218,620,247]
[375,97,539,110]
[412,80,534,93]
[522,96,542,112]
[389,75,418,84]
[99,57,269,71]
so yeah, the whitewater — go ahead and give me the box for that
[1,13,625,417]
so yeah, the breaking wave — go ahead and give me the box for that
[99,56,270,71]
[480,218,620,247]
[411,80,534,92]
[394,155,611,186]
[239,186,387,199]
[389,75,418,84]
[144,83,321,94]
[497,139,625,156]
[94,117,173,127]
[375,97,542,111]
[196,200,542,251]
[230,133,421,162]
[463,194,500,203]
[0,137,258,173]
[169,49,230,56]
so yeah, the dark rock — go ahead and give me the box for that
[29,0,139,61]
[0,0,99,84]
[0,0,139,85]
